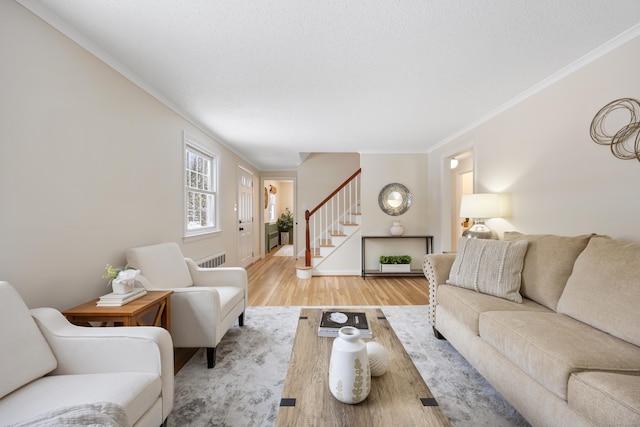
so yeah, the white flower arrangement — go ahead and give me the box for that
[103,264,140,293]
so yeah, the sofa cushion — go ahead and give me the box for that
[0,282,57,400]
[437,284,551,335]
[127,242,193,289]
[557,237,640,347]
[446,238,528,303]
[0,372,160,425]
[568,372,640,426]
[480,311,640,400]
[503,232,595,310]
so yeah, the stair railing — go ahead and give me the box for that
[304,168,361,267]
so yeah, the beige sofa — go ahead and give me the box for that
[0,282,174,427]
[423,233,640,427]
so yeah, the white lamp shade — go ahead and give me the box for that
[460,193,500,219]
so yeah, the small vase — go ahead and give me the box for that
[389,221,404,236]
[328,326,371,404]
[111,269,140,294]
[112,279,135,294]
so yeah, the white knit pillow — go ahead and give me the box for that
[446,238,528,303]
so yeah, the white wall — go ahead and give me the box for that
[0,2,259,308]
[361,153,430,271]
[428,33,640,252]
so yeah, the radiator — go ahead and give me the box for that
[268,231,279,251]
[197,252,226,268]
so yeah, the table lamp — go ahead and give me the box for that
[460,193,500,239]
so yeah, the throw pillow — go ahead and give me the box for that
[557,237,640,347]
[446,238,528,303]
[503,232,598,310]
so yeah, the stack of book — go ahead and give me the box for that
[96,288,147,307]
[318,310,372,338]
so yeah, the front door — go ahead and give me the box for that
[238,167,254,268]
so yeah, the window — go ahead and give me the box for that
[269,193,276,222]
[184,134,218,236]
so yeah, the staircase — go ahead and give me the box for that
[297,169,361,279]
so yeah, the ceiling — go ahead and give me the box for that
[19,1,640,171]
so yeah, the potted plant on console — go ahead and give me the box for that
[277,207,294,245]
[379,255,412,273]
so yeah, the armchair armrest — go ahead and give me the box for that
[164,287,227,347]
[422,253,457,326]
[185,259,248,288]
[185,259,248,303]
[30,308,174,419]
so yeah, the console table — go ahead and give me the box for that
[361,235,433,278]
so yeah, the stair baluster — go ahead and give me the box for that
[304,168,361,268]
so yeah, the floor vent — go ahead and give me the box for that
[198,252,226,268]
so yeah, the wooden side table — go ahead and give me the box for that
[63,290,173,332]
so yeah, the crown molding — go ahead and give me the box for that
[428,23,640,154]
[16,0,261,171]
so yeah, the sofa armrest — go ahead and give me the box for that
[422,253,457,326]
[29,307,174,420]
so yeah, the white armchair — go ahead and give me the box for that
[0,281,174,427]
[127,242,247,368]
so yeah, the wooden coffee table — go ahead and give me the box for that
[62,290,172,332]
[276,308,451,426]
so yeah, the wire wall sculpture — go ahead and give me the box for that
[590,98,640,162]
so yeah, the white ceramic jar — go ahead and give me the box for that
[366,341,389,377]
[389,220,404,236]
[328,326,371,404]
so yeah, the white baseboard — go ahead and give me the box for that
[312,269,362,276]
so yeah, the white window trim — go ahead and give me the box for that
[183,132,220,239]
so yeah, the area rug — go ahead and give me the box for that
[169,306,530,426]
[273,245,293,256]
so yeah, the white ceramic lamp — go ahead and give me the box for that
[460,193,500,239]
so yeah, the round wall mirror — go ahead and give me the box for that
[378,183,412,216]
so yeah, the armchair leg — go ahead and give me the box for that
[433,327,446,340]
[239,311,245,327]
[207,347,216,368]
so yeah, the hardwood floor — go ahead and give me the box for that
[248,247,430,306]
[175,249,430,372]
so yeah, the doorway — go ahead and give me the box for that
[261,177,296,259]
[450,150,474,251]
[237,167,254,268]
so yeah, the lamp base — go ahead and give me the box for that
[462,221,497,240]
